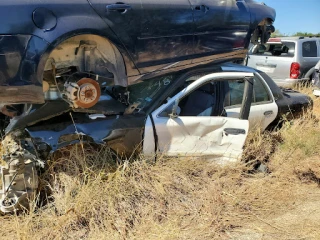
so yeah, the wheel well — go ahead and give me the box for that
[44,34,127,87]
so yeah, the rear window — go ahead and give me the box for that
[302,41,317,57]
[249,42,295,57]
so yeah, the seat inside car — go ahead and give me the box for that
[180,83,215,116]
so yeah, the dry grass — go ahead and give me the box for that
[2,90,320,239]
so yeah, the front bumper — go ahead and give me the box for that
[0,35,50,104]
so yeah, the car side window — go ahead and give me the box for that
[159,80,229,117]
[225,77,271,108]
[302,41,317,57]
[178,82,217,117]
[253,76,271,102]
[225,80,245,106]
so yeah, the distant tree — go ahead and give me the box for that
[270,30,320,38]
[292,32,320,37]
[269,29,320,41]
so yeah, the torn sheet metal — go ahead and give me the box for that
[6,95,128,134]
[25,112,145,158]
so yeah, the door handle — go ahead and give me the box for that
[194,5,209,13]
[264,110,274,116]
[106,3,132,13]
[224,128,246,136]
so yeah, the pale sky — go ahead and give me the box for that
[262,0,320,35]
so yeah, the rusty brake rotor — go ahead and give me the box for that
[75,78,101,108]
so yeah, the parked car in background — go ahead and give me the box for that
[246,37,320,87]
[312,60,320,96]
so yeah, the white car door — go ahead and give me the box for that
[143,72,254,162]
[224,72,278,131]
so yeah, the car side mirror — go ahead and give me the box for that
[169,100,181,118]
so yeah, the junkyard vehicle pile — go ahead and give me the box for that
[0,0,313,214]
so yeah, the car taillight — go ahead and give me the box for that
[290,62,300,79]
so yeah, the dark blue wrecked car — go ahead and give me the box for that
[0,0,275,108]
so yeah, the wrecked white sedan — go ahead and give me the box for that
[0,71,254,213]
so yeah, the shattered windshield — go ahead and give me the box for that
[127,74,178,111]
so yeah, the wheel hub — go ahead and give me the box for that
[64,78,101,109]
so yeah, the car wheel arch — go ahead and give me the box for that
[37,32,129,88]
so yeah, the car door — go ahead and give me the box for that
[88,0,194,73]
[223,71,278,131]
[137,1,194,72]
[189,0,251,60]
[143,72,254,162]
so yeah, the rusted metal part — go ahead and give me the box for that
[64,77,102,109]
[75,78,101,109]
[0,135,39,213]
